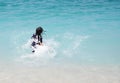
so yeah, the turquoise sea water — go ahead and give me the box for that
[0,0,120,65]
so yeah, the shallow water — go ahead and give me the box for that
[0,0,120,83]
[0,0,120,65]
[0,63,120,83]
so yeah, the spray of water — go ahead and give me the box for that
[15,32,89,65]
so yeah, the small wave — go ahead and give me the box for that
[16,38,57,65]
[15,33,89,65]
[21,45,56,59]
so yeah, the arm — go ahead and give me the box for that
[37,35,43,45]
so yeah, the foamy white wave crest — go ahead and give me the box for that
[16,32,89,65]
[21,45,56,59]
[16,38,57,65]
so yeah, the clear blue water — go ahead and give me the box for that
[0,0,120,65]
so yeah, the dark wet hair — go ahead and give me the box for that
[36,26,43,35]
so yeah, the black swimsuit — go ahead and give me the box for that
[31,34,42,47]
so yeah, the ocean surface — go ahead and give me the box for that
[0,0,120,65]
[0,0,120,83]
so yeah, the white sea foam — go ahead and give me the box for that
[15,36,58,65]
[15,33,89,65]
[21,45,56,59]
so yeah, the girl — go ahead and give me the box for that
[31,26,44,52]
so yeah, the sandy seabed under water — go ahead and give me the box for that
[0,63,120,83]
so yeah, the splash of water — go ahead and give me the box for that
[15,32,89,65]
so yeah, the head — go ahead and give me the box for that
[36,26,43,35]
